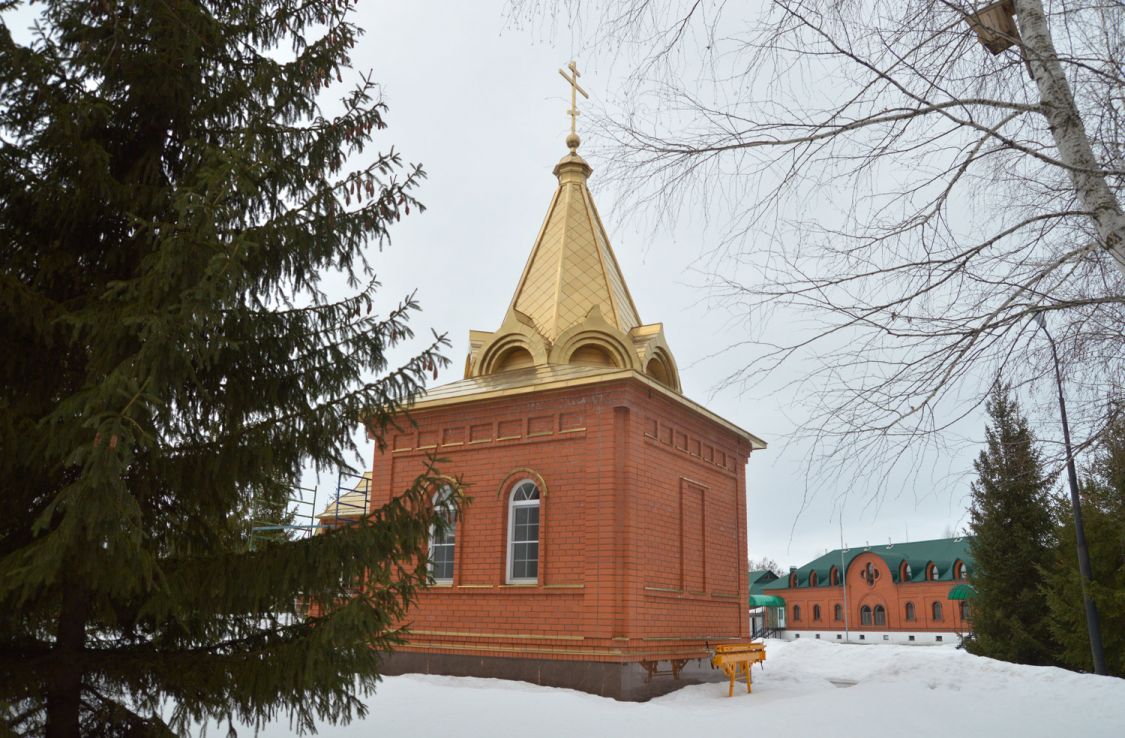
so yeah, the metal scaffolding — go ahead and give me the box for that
[249,469,372,547]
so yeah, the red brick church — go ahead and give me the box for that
[357,80,766,700]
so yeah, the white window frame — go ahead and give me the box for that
[429,484,456,584]
[505,479,540,584]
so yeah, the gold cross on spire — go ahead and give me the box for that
[558,60,589,152]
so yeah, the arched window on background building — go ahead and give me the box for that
[834,604,843,621]
[932,601,943,621]
[429,484,456,584]
[905,602,916,621]
[792,605,802,622]
[960,601,971,620]
[860,605,872,625]
[813,604,822,621]
[874,605,887,626]
[506,480,540,583]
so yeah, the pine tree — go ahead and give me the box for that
[966,383,1057,665]
[0,2,453,734]
[1043,404,1125,676]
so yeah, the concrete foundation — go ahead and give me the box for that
[379,651,729,702]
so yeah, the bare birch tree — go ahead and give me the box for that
[512,0,1125,499]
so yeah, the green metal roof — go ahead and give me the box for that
[748,569,780,595]
[760,537,974,591]
[948,583,977,600]
[749,594,786,607]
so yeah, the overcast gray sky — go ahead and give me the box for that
[340,1,980,567]
[2,1,982,568]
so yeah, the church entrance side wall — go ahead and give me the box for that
[366,375,754,698]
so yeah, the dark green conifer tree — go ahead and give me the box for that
[1043,404,1125,676]
[967,383,1057,665]
[0,1,453,734]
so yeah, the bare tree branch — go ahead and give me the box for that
[512,0,1125,502]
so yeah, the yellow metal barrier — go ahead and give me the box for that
[710,643,767,697]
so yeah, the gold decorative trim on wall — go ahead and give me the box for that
[410,629,584,641]
[496,468,550,499]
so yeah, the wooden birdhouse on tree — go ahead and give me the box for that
[966,1,1019,55]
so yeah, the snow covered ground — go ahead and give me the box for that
[247,639,1125,737]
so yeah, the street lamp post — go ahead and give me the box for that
[839,517,850,643]
[1033,313,1107,675]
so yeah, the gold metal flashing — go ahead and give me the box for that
[402,641,720,660]
[403,641,628,657]
[410,629,584,641]
[642,635,743,642]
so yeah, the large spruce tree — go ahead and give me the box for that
[967,383,1057,665]
[1043,404,1125,676]
[0,1,451,734]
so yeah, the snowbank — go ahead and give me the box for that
[245,639,1124,737]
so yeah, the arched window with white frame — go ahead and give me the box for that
[429,484,456,584]
[506,479,540,584]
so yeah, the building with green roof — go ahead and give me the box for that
[756,537,975,645]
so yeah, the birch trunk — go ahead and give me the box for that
[1014,0,1125,277]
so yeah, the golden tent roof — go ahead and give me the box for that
[465,144,680,392]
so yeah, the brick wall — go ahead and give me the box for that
[368,376,753,664]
